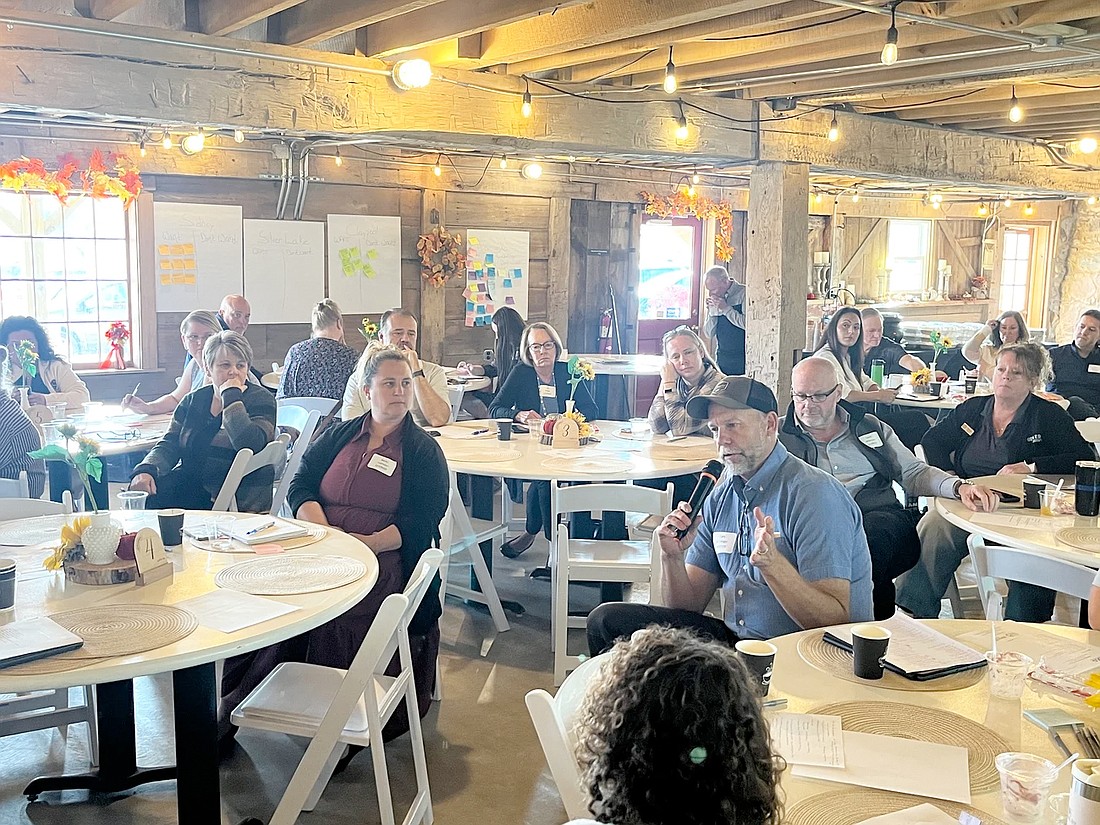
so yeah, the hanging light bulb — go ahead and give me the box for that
[1024,202,1034,216]
[675,112,689,141]
[432,154,443,177]
[880,3,899,66]
[180,128,206,155]
[521,79,533,118]
[161,132,173,150]
[930,192,943,205]
[499,155,509,170]
[687,183,695,197]
[691,168,700,185]
[1003,197,1013,207]
[1089,195,1098,206]
[814,192,823,204]
[233,129,245,144]
[977,202,989,217]
[851,189,860,203]
[930,199,940,210]
[1079,136,1098,155]
[663,46,678,94]
[334,148,343,167]
[138,138,147,158]
[391,58,432,90]
[1008,86,1024,123]
[827,113,839,142]
[521,162,543,180]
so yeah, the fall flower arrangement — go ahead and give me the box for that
[567,355,596,403]
[641,190,735,262]
[29,423,103,511]
[101,321,130,369]
[928,330,954,373]
[911,368,932,387]
[417,225,466,287]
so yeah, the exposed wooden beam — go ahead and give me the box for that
[194,0,305,37]
[362,0,582,58]
[909,91,1100,123]
[873,84,1100,120]
[270,0,445,46]
[1018,0,1097,28]
[75,0,143,18]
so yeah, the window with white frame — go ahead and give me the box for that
[0,191,135,368]
[999,227,1033,313]
[885,219,932,293]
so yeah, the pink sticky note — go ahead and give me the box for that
[253,543,285,555]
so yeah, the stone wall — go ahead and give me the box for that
[1053,205,1100,341]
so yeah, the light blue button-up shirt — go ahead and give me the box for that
[685,440,874,640]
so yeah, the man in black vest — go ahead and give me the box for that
[779,357,997,619]
[702,266,746,376]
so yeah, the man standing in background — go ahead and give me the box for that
[702,265,746,376]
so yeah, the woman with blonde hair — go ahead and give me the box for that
[124,310,220,414]
[277,299,359,400]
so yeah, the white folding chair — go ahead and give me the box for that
[276,396,338,418]
[967,534,1096,621]
[212,437,290,513]
[550,483,672,685]
[0,471,31,499]
[446,385,464,422]
[232,548,443,825]
[440,474,510,632]
[525,653,608,821]
[0,494,97,765]
[271,408,322,517]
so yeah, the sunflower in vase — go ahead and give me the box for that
[911,367,932,387]
[43,514,92,570]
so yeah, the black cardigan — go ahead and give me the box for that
[921,393,1095,477]
[287,413,449,633]
[133,383,277,513]
[488,361,599,422]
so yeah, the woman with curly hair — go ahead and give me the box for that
[572,626,782,825]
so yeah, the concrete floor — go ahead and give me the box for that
[0,536,598,825]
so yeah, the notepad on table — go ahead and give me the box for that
[223,516,309,545]
[0,616,84,669]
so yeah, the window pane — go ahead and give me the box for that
[94,199,127,239]
[1,281,33,317]
[638,222,695,320]
[30,194,64,237]
[63,198,96,238]
[98,282,128,320]
[886,219,931,293]
[0,193,30,236]
[67,281,97,321]
[95,239,127,280]
[64,239,96,280]
[32,238,66,279]
[42,324,67,360]
[63,322,101,363]
[34,282,66,321]
[0,238,31,279]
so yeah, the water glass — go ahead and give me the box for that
[629,417,650,437]
[996,752,1058,823]
[207,517,236,552]
[81,401,103,422]
[117,490,148,510]
[47,402,67,420]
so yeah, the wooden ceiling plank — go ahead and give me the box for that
[196,0,305,37]
[270,0,445,46]
[77,0,144,18]
[1018,0,1098,28]
[362,0,584,58]
[910,91,1100,122]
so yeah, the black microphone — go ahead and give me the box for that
[676,460,725,538]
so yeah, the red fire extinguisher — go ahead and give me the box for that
[598,308,614,353]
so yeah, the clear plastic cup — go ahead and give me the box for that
[996,752,1058,823]
[47,402,67,420]
[81,401,103,422]
[1040,488,1074,516]
[117,490,148,510]
[986,651,1033,699]
[629,418,650,437]
[206,517,236,552]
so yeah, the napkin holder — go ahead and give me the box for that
[133,528,173,586]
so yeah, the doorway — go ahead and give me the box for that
[635,216,704,410]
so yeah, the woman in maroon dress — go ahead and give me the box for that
[220,343,449,748]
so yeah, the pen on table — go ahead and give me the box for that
[762,698,787,709]
[129,382,141,400]
[470,428,490,436]
[244,520,275,536]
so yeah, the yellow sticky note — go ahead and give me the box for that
[184,259,196,269]
[171,244,186,255]
[160,273,171,285]
[181,243,194,255]
[158,245,170,255]
[182,273,196,284]
[468,236,479,244]
[173,259,185,269]
[160,259,172,269]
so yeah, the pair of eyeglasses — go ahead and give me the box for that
[529,342,556,352]
[791,383,839,404]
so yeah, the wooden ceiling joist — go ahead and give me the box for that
[269,0,445,46]
[193,0,305,37]
[75,0,143,19]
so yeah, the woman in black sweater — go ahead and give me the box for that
[130,331,276,513]
[896,342,1096,622]
[219,343,449,747]
[488,322,598,557]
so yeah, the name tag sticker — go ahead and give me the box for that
[961,423,975,436]
[713,531,738,555]
[858,432,884,448]
[1090,364,1100,374]
[367,454,397,476]
[538,384,556,398]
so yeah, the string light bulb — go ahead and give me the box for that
[687,183,695,197]
[432,155,443,177]
[180,128,206,155]
[521,79,532,118]
[161,132,173,150]
[334,148,343,167]
[814,192,823,204]
[499,156,509,170]
[851,190,860,203]
[233,129,245,144]
[691,168,700,185]
[391,58,432,90]
[521,162,543,180]
[1008,86,1024,123]
[663,47,678,94]
[1003,197,1013,207]
[1089,195,1098,206]
[1024,202,1034,216]
[1080,136,1098,155]
[675,112,689,141]
[977,202,989,217]
[827,113,839,142]
[138,138,147,158]
[930,192,943,205]
[880,3,899,66]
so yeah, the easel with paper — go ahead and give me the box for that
[153,202,244,312]
[326,214,402,313]
[464,229,530,326]
[243,219,326,323]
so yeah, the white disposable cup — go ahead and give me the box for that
[629,417,649,437]
[81,401,103,421]
[986,651,1033,699]
[117,490,148,510]
[996,752,1058,823]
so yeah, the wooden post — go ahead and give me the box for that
[420,189,446,364]
[546,197,571,342]
[745,162,809,409]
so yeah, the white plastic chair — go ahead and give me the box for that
[524,653,608,821]
[232,548,443,825]
[0,493,97,765]
[271,408,322,517]
[967,534,1096,621]
[212,437,290,512]
[550,483,672,685]
[0,471,31,498]
[446,385,464,422]
[276,396,338,418]
[439,475,510,632]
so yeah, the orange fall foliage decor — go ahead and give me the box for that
[0,150,143,208]
[640,190,735,262]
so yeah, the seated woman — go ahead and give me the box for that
[489,322,599,558]
[129,331,277,513]
[277,298,359,401]
[571,626,781,825]
[637,326,724,504]
[0,346,45,497]
[897,342,1095,623]
[219,342,449,746]
[963,310,1030,381]
[123,310,220,414]
[456,305,525,419]
[0,316,90,411]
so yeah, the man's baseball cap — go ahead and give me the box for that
[685,376,778,419]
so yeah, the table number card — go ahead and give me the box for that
[133,528,172,586]
[552,416,581,448]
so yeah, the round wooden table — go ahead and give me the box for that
[0,509,377,823]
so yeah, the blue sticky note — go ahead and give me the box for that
[503,278,512,288]
[477,305,487,314]
[466,301,475,311]
[485,253,494,263]
[512,268,521,277]
[487,267,496,278]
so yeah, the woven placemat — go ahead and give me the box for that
[0,514,72,547]
[797,632,986,692]
[542,456,634,474]
[808,700,1009,792]
[443,446,523,463]
[214,554,368,595]
[192,524,328,553]
[1056,526,1100,553]
[49,604,198,659]
[786,789,1007,825]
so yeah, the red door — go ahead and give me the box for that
[635,216,704,410]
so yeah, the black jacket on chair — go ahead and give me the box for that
[488,361,599,422]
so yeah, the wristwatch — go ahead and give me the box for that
[412,369,425,378]
[953,478,973,499]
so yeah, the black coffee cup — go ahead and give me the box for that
[1022,478,1045,510]
[157,508,185,548]
[496,419,513,441]
[928,381,944,398]
[735,640,777,696]
[964,377,977,394]
[0,558,14,610]
[852,624,891,679]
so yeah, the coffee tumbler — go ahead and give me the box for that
[1076,461,1100,517]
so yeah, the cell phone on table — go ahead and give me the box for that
[511,424,529,434]
[993,490,1021,503]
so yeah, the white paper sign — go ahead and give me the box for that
[856,804,961,825]
[326,214,402,314]
[177,590,298,633]
[153,202,244,312]
[244,219,326,323]
[769,713,845,767]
